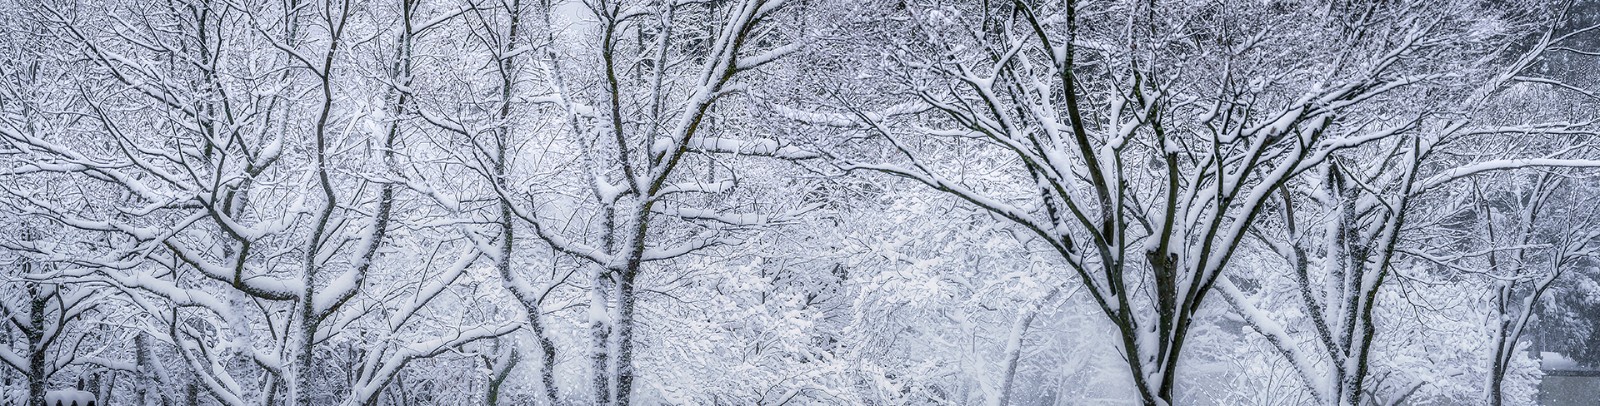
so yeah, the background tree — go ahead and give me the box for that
[779,0,1582,403]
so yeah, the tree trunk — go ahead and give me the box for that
[26,283,47,406]
[531,314,560,405]
[993,308,1037,406]
[486,347,519,406]
[296,299,317,406]
[1486,367,1505,406]
[1487,284,1510,406]
[590,268,614,405]
[614,268,638,406]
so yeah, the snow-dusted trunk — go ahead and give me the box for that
[588,196,619,404]
[493,212,563,406]
[590,264,615,405]
[293,296,317,406]
[1483,285,1550,406]
[614,265,640,406]
[25,282,46,406]
[133,334,176,406]
[495,209,564,406]
[1484,244,1522,406]
[991,288,1058,406]
[485,346,519,406]
[993,313,1030,406]
[1328,168,1367,406]
[1486,283,1510,406]
[1485,277,1551,406]
[613,206,651,406]
[530,313,560,404]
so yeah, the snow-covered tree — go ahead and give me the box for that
[0,0,1597,404]
[775,0,1600,404]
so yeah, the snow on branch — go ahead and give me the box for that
[1417,158,1600,192]
[684,137,820,160]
